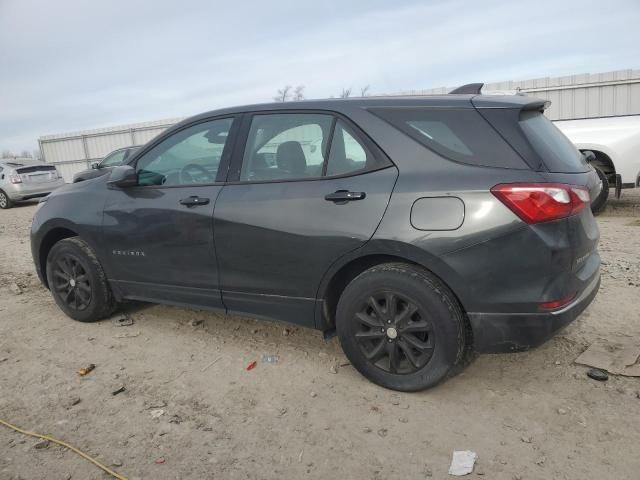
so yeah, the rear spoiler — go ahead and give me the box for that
[450,82,550,112]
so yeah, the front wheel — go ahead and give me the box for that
[46,237,116,322]
[336,263,468,391]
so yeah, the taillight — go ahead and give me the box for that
[491,183,590,224]
[8,174,22,184]
[539,291,576,311]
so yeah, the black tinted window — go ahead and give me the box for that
[519,111,588,173]
[370,108,528,169]
[137,118,233,186]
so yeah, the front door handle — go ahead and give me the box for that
[324,190,366,203]
[180,196,210,207]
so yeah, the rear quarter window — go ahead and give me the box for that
[370,108,528,169]
[519,111,588,173]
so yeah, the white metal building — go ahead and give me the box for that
[39,118,183,181]
[39,69,640,182]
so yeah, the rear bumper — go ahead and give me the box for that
[6,179,65,200]
[469,273,600,353]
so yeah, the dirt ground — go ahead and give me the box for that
[1,191,639,480]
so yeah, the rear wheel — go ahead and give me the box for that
[590,167,609,216]
[46,237,116,322]
[0,190,13,209]
[336,263,467,391]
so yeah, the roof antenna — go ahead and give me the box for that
[449,83,484,95]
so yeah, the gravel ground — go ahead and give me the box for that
[0,191,639,480]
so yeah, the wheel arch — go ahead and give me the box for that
[579,147,616,176]
[315,243,472,334]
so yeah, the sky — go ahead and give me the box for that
[1,0,639,154]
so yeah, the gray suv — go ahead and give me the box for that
[0,160,65,209]
[31,90,601,391]
[72,146,140,183]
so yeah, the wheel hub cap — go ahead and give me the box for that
[386,327,398,339]
[69,278,76,287]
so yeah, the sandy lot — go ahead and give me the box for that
[1,192,639,480]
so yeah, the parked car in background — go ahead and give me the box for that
[555,115,640,213]
[32,92,601,391]
[72,146,140,183]
[0,160,64,209]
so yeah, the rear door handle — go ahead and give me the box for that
[179,196,210,207]
[324,190,366,203]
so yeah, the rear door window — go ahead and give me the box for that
[370,108,528,169]
[519,111,588,173]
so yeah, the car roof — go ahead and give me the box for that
[181,94,546,127]
[0,159,47,168]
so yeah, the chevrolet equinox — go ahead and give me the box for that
[31,89,601,391]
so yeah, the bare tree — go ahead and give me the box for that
[1,150,15,159]
[273,85,292,102]
[292,85,305,101]
[339,87,352,98]
[360,85,370,97]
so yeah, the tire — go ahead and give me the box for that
[0,190,13,209]
[46,237,116,322]
[336,262,467,391]
[590,167,609,216]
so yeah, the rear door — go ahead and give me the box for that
[16,164,60,185]
[214,111,398,326]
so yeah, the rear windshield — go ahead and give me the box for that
[16,165,57,173]
[519,111,588,173]
[369,108,528,169]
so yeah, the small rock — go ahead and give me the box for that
[424,466,433,477]
[282,328,291,336]
[535,455,546,466]
[278,408,288,417]
[557,407,568,415]
[363,426,371,433]
[520,435,532,443]
[391,399,400,406]
[398,417,408,423]
[310,391,317,398]
[0,357,8,363]
[150,409,165,419]
[9,283,22,295]
[554,360,561,365]
[33,440,50,449]
[513,475,523,480]
[190,319,204,327]
[377,428,388,437]
[251,328,259,334]
[587,368,609,382]
[68,397,81,408]
[111,460,123,467]
[329,365,338,374]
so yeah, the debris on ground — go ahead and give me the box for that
[33,439,50,449]
[575,339,640,377]
[115,331,140,338]
[67,397,81,408]
[112,386,126,396]
[246,360,257,371]
[9,283,23,295]
[201,356,221,372]
[282,328,291,336]
[155,457,166,464]
[535,455,546,466]
[150,409,165,419]
[310,391,317,398]
[111,314,134,327]
[190,319,204,327]
[329,365,338,374]
[587,368,609,382]
[78,364,96,376]
[0,357,8,363]
[448,450,477,476]
[377,428,388,437]
[261,355,279,364]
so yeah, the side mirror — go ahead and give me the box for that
[582,150,596,163]
[107,165,138,188]
[91,162,100,169]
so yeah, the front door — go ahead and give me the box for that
[102,116,237,308]
[214,112,398,326]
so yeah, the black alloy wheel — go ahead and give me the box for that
[51,253,92,311]
[354,292,434,374]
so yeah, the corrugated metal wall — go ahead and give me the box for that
[39,118,183,182]
[398,69,640,121]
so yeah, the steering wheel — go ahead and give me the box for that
[179,163,215,184]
